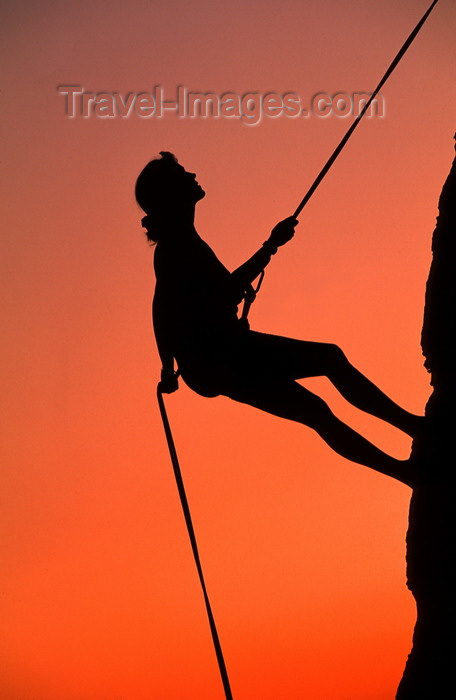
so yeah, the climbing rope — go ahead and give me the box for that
[157,387,233,700]
[244,0,440,320]
[292,0,440,219]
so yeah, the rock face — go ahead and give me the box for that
[396,137,455,699]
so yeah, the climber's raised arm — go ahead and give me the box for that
[230,216,298,294]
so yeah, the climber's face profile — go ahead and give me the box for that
[135,152,205,227]
[169,163,206,204]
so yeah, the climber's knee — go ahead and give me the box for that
[323,343,351,379]
[328,343,347,364]
[299,392,334,430]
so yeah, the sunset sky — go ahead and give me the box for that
[2,1,455,698]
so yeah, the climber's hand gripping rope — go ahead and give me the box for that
[158,368,179,394]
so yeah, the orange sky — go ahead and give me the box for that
[1,1,455,698]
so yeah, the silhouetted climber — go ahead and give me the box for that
[137,152,424,484]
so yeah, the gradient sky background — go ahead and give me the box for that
[1,1,455,698]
